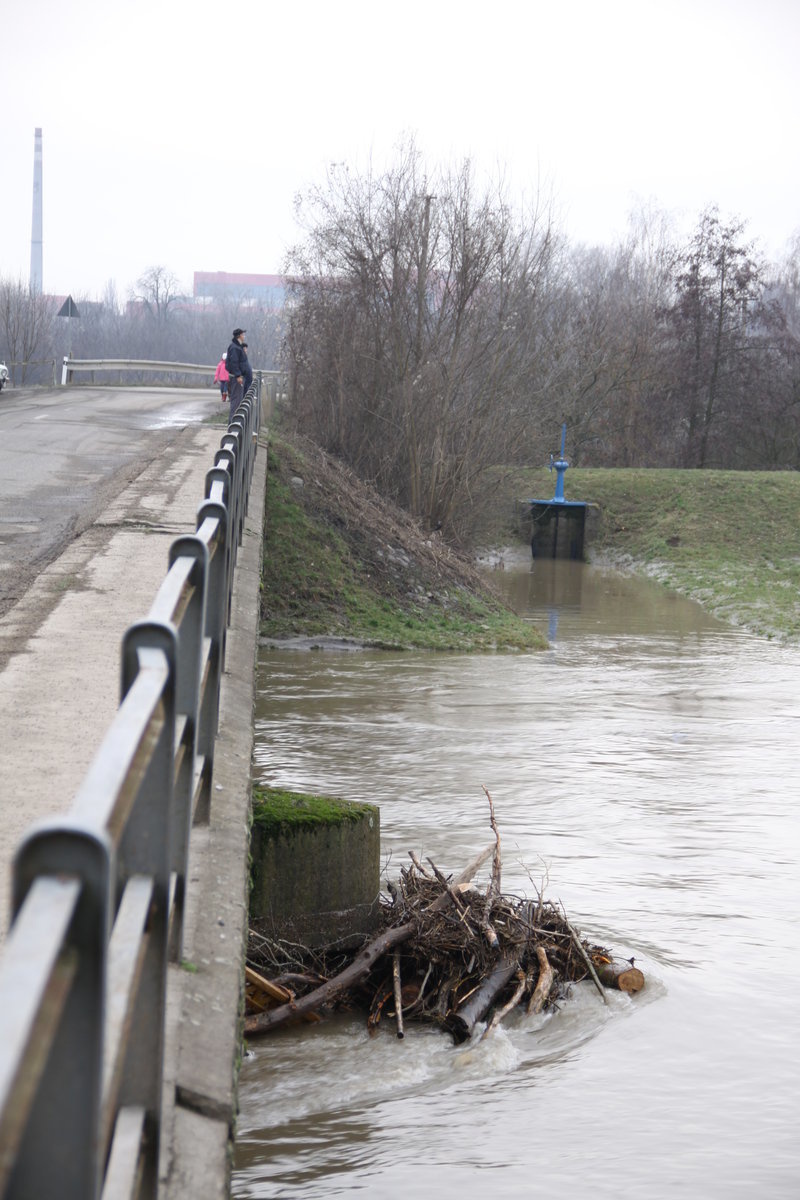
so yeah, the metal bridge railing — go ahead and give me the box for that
[0,383,262,1199]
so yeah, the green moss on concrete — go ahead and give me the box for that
[252,785,378,838]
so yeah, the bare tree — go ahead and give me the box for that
[132,265,182,324]
[0,277,57,383]
[664,207,767,467]
[735,236,800,468]
[285,140,558,536]
[545,207,678,466]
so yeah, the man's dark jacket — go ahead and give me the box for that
[226,338,247,379]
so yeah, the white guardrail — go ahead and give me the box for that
[61,358,217,384]
[59,357,288,415]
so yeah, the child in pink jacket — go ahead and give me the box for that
[214,353,230,402]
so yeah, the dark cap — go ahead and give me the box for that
[233,327,246,338]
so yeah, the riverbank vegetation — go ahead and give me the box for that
[284,138,800,552]
[262,427,800,644]
[262,417,800,643]
[260,434,546,651]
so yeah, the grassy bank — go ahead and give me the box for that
[260,436,546,651]
[487,466,800,641]
[261,430,800,643]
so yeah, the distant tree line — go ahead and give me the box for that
[4,142,800,542]
[284,142,800,537]
[0,264,283,386]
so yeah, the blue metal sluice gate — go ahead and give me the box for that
[527,424,587,560]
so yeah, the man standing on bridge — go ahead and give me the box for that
[226,328,247,417]
[241,341,253,398]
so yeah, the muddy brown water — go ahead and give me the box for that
[235,557,800,1198]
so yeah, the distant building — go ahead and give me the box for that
[193,271,286,306]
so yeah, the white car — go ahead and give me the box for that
[0,361,8,391]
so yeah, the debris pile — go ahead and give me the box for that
[244,797,644,1044]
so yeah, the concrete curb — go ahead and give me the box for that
[161,433,268,1198]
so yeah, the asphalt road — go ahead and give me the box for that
[0,384,223,615]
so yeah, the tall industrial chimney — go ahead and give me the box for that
[30,127,43,293]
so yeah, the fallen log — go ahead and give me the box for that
[272,971,327,991]
[593,959,645,994]
[527,945,554,1016]
[481,968,526,1041]
[445,956,518,1045]
[392,950,405,1039]
[245,920,415,1035]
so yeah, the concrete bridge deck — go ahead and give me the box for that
[0,410,267,1195]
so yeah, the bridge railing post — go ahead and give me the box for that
[194,496,230,824]
[163,536,209,959]
[112,625,176,1194]
[3,822,112,1200]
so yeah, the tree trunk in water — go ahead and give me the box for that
[244,921,416,1035]
[527,945,554,1015]
[445,957,518,1045]
[594,960,645,993]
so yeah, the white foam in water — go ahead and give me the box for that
[236,977,652,1137]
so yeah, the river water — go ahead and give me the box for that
[234,557,800,1198]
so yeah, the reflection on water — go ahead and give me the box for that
[235,561,800,1199]
[494,551,727,641]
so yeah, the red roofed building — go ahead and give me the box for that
[193,271,286,305]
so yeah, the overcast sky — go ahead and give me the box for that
[2,0,797,299]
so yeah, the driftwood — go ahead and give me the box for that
[245,965,291,1006]
[392,950,405,1039]
[593,959,645,994]
[527,945,554,1015]
[244,965,323,1027]
[565,916,609,1006]
[245,845,497,1036]
[244,921,415,1035]
[446,956,518,1044]
[245,815,644,1043]
[482,968,527,1041]
[483,787,502,905]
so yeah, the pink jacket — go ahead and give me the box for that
[214,358,230,383]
